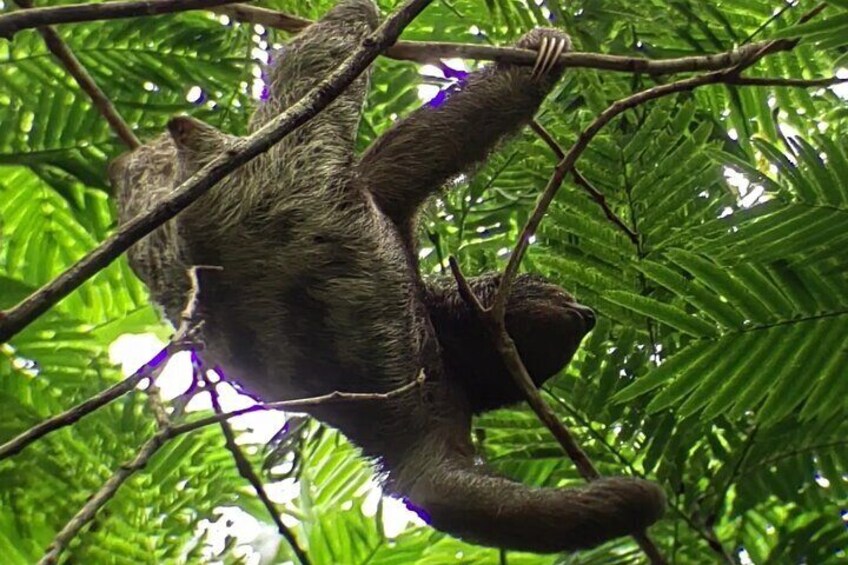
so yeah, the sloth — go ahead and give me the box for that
[110,0,665,553]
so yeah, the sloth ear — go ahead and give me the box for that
[167,116,229,156]
[166,116,233,177]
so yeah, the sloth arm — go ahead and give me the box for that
[356,28,570,228]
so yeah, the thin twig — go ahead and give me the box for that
[178,373,425,437]
[145,381,171,428]
[798,3,829,25]
[0,265,211,460]
[37,427,171,565]
[0,0,244,38]
[149,265,208,427]
[0,343,173,460]
[212,4,310,32]
[11,0,140,148]
[494,66,822,316]
[220,379,431,476]
[572,169,640,245]
[709,426,758,525]
[201,367,311,565]
[0,0,435,345]
[530,119,639,246]
[743,0,800,44]
[728,75,848,88]
[35,375,422,564]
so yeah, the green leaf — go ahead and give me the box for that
[604,290,720,337]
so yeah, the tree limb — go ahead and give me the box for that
[530,119,640,247]
[0,1,802,76]
[0,0,244,38]
[448,258,668,564]
[0,343,172,460]
[37,425,172,565]
[0,265,211,461]
[202,368,311,565]
[445,20,834,561]
[35,370,423,564]
[494,66,825,315]
[457,34,839,563]
[728,75,847,88]
[212,4,310,32]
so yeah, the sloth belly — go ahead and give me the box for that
[194,210,422,406]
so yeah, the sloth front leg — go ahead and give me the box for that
[357,28,571,229]
[389,429,666,553]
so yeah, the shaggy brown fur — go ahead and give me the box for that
[111,0,665,552]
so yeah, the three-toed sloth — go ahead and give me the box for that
[111,0,664,552]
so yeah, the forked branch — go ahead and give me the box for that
[200,368,311,565]
[494,71,844,315]
[451,9,833,564]
[35,374,423,565]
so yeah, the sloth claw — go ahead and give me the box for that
[531,35,568,79]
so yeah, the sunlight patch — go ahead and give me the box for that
[186,86,204,104]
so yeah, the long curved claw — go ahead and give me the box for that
[531,35,568,79]
[530,36,550,78]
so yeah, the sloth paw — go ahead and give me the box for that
[516,28,572,79]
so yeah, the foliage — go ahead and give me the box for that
[1,0,846,563]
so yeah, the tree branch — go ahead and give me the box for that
[11,0,140,148]
[0,265,211,461]
[462,23,837,560]
[448,258,667,564]
[728,75,848,88]
[37,424,172,565]
[214,5,797,72]
[176,374,425,437]
[35,370,422,564]
[494,65,830,315]
[0,0,435,344]
[0,0,244,38]
[0,342,172,460]
[202,368,311,565]
[211,4,310,33]
[443,24,834,561]
[0,2,802,76]
[380,39,797,73]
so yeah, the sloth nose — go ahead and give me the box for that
[573,305,596,331]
